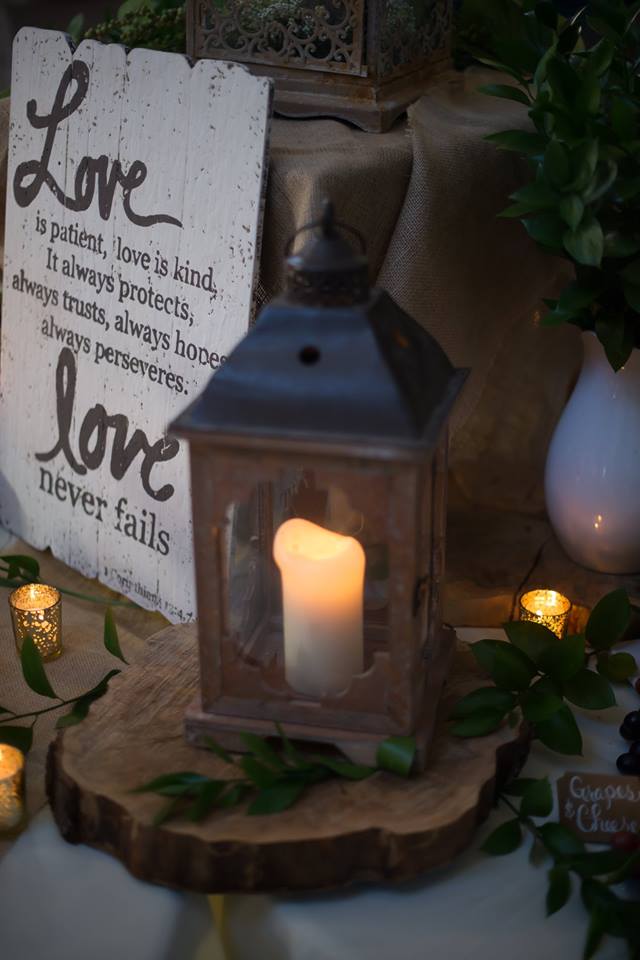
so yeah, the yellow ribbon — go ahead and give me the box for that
[208,894,232,959]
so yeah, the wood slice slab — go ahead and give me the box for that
[46,625,530,894]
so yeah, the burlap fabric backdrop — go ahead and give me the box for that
[0,70,580,843]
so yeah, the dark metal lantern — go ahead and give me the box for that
[187,0,452,132]
[171,202,467,769]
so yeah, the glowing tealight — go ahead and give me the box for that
[0,744,25,832]
[9,583,62,660]
[520,588,571,639]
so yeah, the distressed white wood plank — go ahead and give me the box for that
[0,28,272,623]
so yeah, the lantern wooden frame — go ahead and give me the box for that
[171,208,467,769]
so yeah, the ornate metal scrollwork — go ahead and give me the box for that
[197,0,364,74]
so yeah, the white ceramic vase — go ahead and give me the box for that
[545,332,640,574]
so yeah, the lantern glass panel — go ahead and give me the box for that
[223,465,391,699]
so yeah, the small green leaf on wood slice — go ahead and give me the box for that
[247,780,307,815]
[153,796,185,827]
[240,732,286,771]
[241,756,280,789]
[376,736,416,776]
[186,782,227,822]
[216,783,249,809]
[310,755,373,780]
[133,772,211,794]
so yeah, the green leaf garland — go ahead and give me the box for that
[135,730,416,824]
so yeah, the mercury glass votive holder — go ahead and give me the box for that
[519,588,571,640]
[0,744,25,833]
[9,583,62,661]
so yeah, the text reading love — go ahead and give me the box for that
[13,60,183,229]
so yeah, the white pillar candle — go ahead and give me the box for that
[273,518,365,698]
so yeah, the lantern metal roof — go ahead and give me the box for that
[171,203,468,458]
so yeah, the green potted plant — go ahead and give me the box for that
[474,0,640,574]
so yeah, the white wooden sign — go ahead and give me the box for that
[0,28,271,622]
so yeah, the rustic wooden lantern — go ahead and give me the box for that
[171,203,467,769]
[186,0,452,132]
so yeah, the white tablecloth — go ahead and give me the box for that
[1,630,637,960]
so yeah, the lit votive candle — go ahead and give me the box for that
[273,518,365,698]
[520,588,571,639]
[0,745,25,832]
[9,583,62,660]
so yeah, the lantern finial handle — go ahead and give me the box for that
[285,199,366,257]
[284,198,369,306]
[320,199,336,237]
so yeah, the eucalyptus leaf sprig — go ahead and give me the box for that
[134,728,416,825]
[451,588,636,755]
[0,607,127,753]
[482,777,640,959]
[0,554,136,608]
[473,0,640,370]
